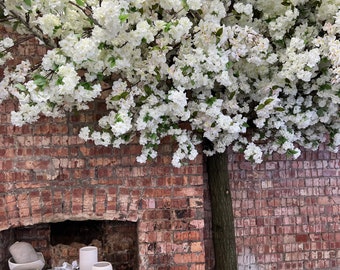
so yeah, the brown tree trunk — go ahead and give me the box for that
[207,151,237,270]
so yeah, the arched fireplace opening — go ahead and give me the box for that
[0,220,138,270]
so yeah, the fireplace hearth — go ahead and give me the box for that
[0,220,138,270]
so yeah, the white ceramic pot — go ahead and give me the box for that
[91,262,112,270]
[8,252,45,270]
[79,246,98,270]
[9,242,39,264]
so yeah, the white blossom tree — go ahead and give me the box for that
[1,0,340,268]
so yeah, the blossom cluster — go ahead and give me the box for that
[1,0,340,166]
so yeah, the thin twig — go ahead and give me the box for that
[0,2,57,48]
[68,1,101,27]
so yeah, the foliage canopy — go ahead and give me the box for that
[1,0,340,166]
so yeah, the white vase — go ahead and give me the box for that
[9,241,39,264]
[79,246,98,270]
[91,262,112,270]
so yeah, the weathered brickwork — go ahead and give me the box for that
[227,149,340,269]
[0,100,206,269]
[1,25,340,270]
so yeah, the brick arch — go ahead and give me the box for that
[0,100,207,269]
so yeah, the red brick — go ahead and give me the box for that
[173,187,203,197]
[173,253,205,264]
[144,188,172,198]
[296,234,309,243]
[174,231,201,243]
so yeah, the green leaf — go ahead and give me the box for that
[275,107,285,112]
[164,22,172,32]
[108,56,116,68]
[228,91,236,100]
[24,0,32,7]
[120,91,129,99]
[320,84,332,91]
[155,67,161,82]
[257,104,265,110]
[121,133,131,142]
[33,74,47,88]
[12,21,21,31]
[53,25,62,34]
[119,13,128,23]
[181,0,189,10]
[98,42,106,50]
[110,95,121,102]
[257,98,274,110]
[47,101,57,109]
[111,91,129,101]
[143,85,153,96]
[281,0,291,6]
[181,65,192,76]
[225,62,233,70]
[79,81,93,90]
[76,0,85,6]
[206,71,214,79]
[287,149,299,156]
[206,96,217,106]
[317,108,325,117]
[56,76,64,85]
[115,113,123,123]
[215,27,223,37]
[15,83,27,92]
[143,112,153,122]
[277,136,287,145]
[97,72,104,82]
[264,98,274,105]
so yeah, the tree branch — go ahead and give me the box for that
[0,2,57,49]
[68,1,101,28]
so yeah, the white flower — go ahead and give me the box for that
[160,0,182,12]
[187,0,202,10]
[1,37,14,48]
[132,20,154,45]
[36,14,61,36]
[73,38,100,64]
[79,126,91,141]
[333,133,340,146]
[3,0,340,167]
[169,17,193,42]
[296,70,312,82]
[42,49,67,70]
[244,143,263,163]
[234,3,253,17]
[10,111,25,127]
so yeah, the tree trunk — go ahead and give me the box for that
[207,151,237,270]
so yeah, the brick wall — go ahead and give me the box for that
[227,149,340,269]
[1,26,340,270]
[0,100,206,269]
